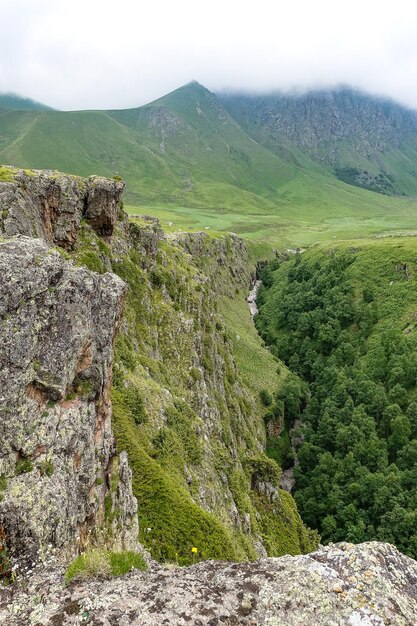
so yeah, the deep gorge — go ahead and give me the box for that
[1,167,417,624]
[256,244,417,559]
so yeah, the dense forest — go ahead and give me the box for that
[256,240,417,558]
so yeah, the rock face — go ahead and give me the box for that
[219,88,417,195]
[1,542,417,625]
[174,230,253,297]
[0,171,138,568]
[0,168,124,249]
[219,88,417,161]
[129,216,164,269]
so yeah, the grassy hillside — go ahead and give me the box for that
[219,88,417,197]
[0,92,53,111]
[109,82,298,195]
[2,83,417,246]
[256,236,417,558]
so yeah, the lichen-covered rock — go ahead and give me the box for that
[0,167,314,567]
[129,216,164,269]
[84,176,124,237]
[0,168,124,249]
[0,236,138,565]
[174,230,253,296]
[1,542,417,625]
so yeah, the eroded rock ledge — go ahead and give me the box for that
[0,168,124,249]
[1,542,417,625]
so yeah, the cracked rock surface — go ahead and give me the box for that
[0,236,138,564]
[1,542,417,625]
[0,168,124,249]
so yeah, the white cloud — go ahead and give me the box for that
[1,0,417,109]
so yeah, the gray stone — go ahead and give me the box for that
[0,236,137,564]
[0,168,124,249]
[1,542,417,625]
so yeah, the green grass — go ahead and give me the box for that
[111,389,243,565]
[252,489,319,556]
[3,82,417,249]
[218,294,286,410]
[0,165,17,181]
[0,93,53,112]
[64,550,147,584]
[127,176,417,249]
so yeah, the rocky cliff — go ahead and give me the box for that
[0,166,316,572]
[2,166,417,625]
[219,88,417,195]
[220,89,417,158]
[0,167,124,247]
[0,170,138,573]
[105,217,316,563]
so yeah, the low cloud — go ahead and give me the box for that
[2,0,417,110]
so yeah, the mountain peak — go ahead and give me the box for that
[155,80,213,103]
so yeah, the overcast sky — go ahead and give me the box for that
[1,0,417,111]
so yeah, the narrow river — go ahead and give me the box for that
[247,280,262,317]
[247,277,296,493]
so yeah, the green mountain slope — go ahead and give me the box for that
[219,88,417,196]
[0,92,54,111]
[108,82,298,195]
[2,82,417,246]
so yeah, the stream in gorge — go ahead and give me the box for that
[247,278,297,493]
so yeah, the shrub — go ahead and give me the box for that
[124,387,148,425]
[65,550,147,584]
[259,389,272,406]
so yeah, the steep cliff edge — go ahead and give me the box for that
[1,166,417,623]
[0,166,316,571]
[105,220,317,562]
[0,172,139,573]
[0,167,124,247]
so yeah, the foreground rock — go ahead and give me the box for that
[0,542,416,625]
[0,167,124,249]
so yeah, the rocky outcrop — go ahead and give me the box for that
[0,180,138,567]
[1,542,417,625]
[0,168,124,249]
[129,216,164,269]
[219,89,417,195]
[174,230,254,296]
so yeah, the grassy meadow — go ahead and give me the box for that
[2,81,417,250]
